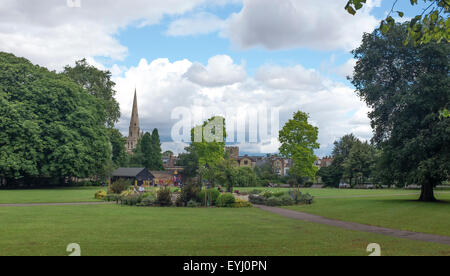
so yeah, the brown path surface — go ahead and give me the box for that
[255,205,450,246]
[0,202,113,207]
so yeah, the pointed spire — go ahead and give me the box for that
[129,88,140,138]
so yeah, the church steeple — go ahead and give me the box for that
[127,88,140,153]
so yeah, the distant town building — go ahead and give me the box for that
[225,147,292,176]
[314,156,334,168]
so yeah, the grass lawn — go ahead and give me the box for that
[1,205,450,256]
[284,193,450,237]
[237,187,426,197]
[0,187,105,204]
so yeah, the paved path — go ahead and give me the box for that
[255,205,450,246]
[0,202,113,207]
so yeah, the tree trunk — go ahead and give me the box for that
[419,181,436,202]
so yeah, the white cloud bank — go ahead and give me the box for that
[224,0,381,51]
[0,0,233,70]
[113,55,371,156]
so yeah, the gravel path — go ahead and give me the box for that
[255,204,450,246]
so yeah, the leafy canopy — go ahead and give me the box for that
[0,52,111,186]
[279,111,320,180]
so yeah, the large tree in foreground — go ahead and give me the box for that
[63,59,120,127]
[351,24,449,201]
[0,52,111,187]
[279,111,320,180]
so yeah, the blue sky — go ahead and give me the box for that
[0,0,428,156]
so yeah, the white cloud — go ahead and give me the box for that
[113,55,371,156]
[166,12,225,36]
[0,0,231,70]
[184,55,247,87]
[333,58,357,79]
[224,0,381,51]
[256,64,324,90]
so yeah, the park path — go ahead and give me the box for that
[0,202,113,207]
[255,205,450,246]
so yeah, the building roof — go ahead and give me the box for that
[112,168,146,177]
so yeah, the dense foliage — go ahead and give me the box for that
[0,52,112,187]
[63,59,120,127]
[279,111,320,180]
[351,23,449,201]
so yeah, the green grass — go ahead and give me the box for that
[1,205,450,256]
[284,193,450,237]
[0,187,105,204]
[237,187,433,198]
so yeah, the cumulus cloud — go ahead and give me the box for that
[224,0,380,51]
[333,58,357,79]
[256,64,324,90]
[184,55,247,87]
[0,0,230,70]
[113,56,371,156]
[166,12,225,36]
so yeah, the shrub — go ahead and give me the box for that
[248,194,265,205]
[187,200,201,208]
[216,193,235,207]
[110,179,131,194]
[279,194,294,206]
[156,187,172,206]
[299,193,314,205]
[265,196,282,206]
[180,183,201,205]
[232,198,252,208]
[94,190,107,200]
[138,195,156,207]
[198,189,221,206]
[120,194,142,206]
[105,193,120,202]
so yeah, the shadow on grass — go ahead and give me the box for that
[374,198,450,205]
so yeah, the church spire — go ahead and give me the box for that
[130,88,139,135]
[127,88,140,153]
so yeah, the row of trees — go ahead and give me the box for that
[318,134,377,187]
[127,129,164,170]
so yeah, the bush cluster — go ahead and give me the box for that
[94,190,107,200]
[198,189,221,206]
[216,193,236,207]
[248,190,314,206]
[110,179,131,194]
[156,186,172,206]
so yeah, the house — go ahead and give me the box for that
[314,156,334,169]
[238,155,257,168]
[112,168,154,187]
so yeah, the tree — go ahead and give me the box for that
[332,134,361,185]
[345,0,449,45]
[345,0,450,118]
[139,133,153,170]
[107,128,127,167]
[279,111,320,180]
[317,164,343,187]
[190,116,226,167]
[177,146,200,179]
[342,141,376,186]
[0,52,111,187]
[150,129,164,170]
[63,59,121,127]
[351,23,449,201]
